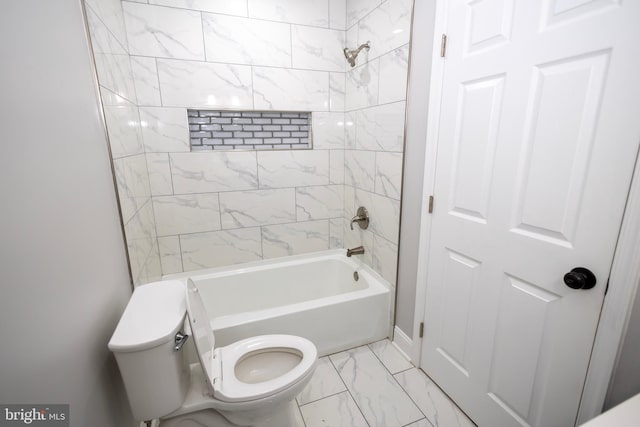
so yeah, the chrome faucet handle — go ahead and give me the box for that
[350,206,369,230]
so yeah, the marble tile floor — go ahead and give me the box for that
[294,339,476,427]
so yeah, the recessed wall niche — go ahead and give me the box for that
[187,109,312,151]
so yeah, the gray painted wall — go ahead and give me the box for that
[396,0,437,337]
[0,1,135,426]
[604,278,640,410]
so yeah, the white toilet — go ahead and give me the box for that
[108,280,317,427]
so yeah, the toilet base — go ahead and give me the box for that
[159,364,305,427]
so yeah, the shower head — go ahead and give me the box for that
[343,41,370,67]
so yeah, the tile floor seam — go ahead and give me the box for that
[393,373,433,425]
[402,418,434,427]
[366,342,426,425]
[327,351,372,427]
[297,389,349,407]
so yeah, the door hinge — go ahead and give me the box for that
[428,195,434,214]
[440,33,447,57]
[419,322,424,338]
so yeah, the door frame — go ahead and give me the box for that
[408,0,640,424]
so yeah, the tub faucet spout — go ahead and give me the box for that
[347,246,365,257]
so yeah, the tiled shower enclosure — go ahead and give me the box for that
[86,0,412,326]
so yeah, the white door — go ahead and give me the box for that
[420,1,640,426]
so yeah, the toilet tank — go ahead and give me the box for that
[108,280,190,421]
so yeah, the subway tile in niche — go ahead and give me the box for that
[187,109,312,151]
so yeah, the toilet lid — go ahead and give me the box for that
[214,334,317,403]
[185,279,218,390]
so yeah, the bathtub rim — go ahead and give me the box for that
[162,249,392,330]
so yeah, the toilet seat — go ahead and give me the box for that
[185,279,317,406]
[213,334,317,403]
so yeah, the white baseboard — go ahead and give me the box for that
[392,326,413,361]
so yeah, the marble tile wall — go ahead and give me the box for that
[114,0,349,274]
[344,0,412,331]
[85,0,163,286]
[86,0,413,318]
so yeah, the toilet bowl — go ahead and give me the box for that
[108,280,317,427]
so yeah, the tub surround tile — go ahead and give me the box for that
[131,56,161,106]
[157,58,253,109]
[292,26,345,72]
[375,151,403,200]
[85,0,128,48]
[219,189,296,229]
[345,25,358,58]
[139,107,190,152]
[262,220,329,259]
[86,31,130,108]
[355,101,406,152]
[85,5,127,56]
[146,153,173,196]
[345,150,375,192]
[180,228,262,270]
[329,218,345,249]
[346,60,379,111]
[123,2,205,60]
[300,391,368,427]
[253,67,329,111]
[329,346,424,426]
[357,0,412,59]
[153,193,221,236]
[394,368,475,427]
[330,72,346,111]
[248,0,329,28]
[343,225,374,266]
[329,0,347,30]
[313,112,345,149]
[372,234,399,285]
[368,339,411,374]
[330,150,345,184]
[148,0,248,16]
[170,151,258,194]
[102,101,145,159]
[139,243,163,284]
[125,201,158,282]
[297,357,346,405]
[257,151,329,189]
[296,185,344,221]
[378,45,410,104]
[113,154,151,224]
[203,14,291,68]
[343,184,356,219]
[355,189,400,244]
[346,0,381,29]
[158,235,183,274]
[345,112,356,149]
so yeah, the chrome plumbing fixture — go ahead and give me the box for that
[347,246,365,257]
[350,206,369,230]
[343,41,370,67]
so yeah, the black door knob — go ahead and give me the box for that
[564,267,596,290]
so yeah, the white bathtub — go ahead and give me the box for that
[164,250,391,356]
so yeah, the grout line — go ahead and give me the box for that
[392,370,430,422]
[297,389,349,407]
[122,0,338,31]
[200,11,207,61]
[134,53,344,74]
[327,354,372,427]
